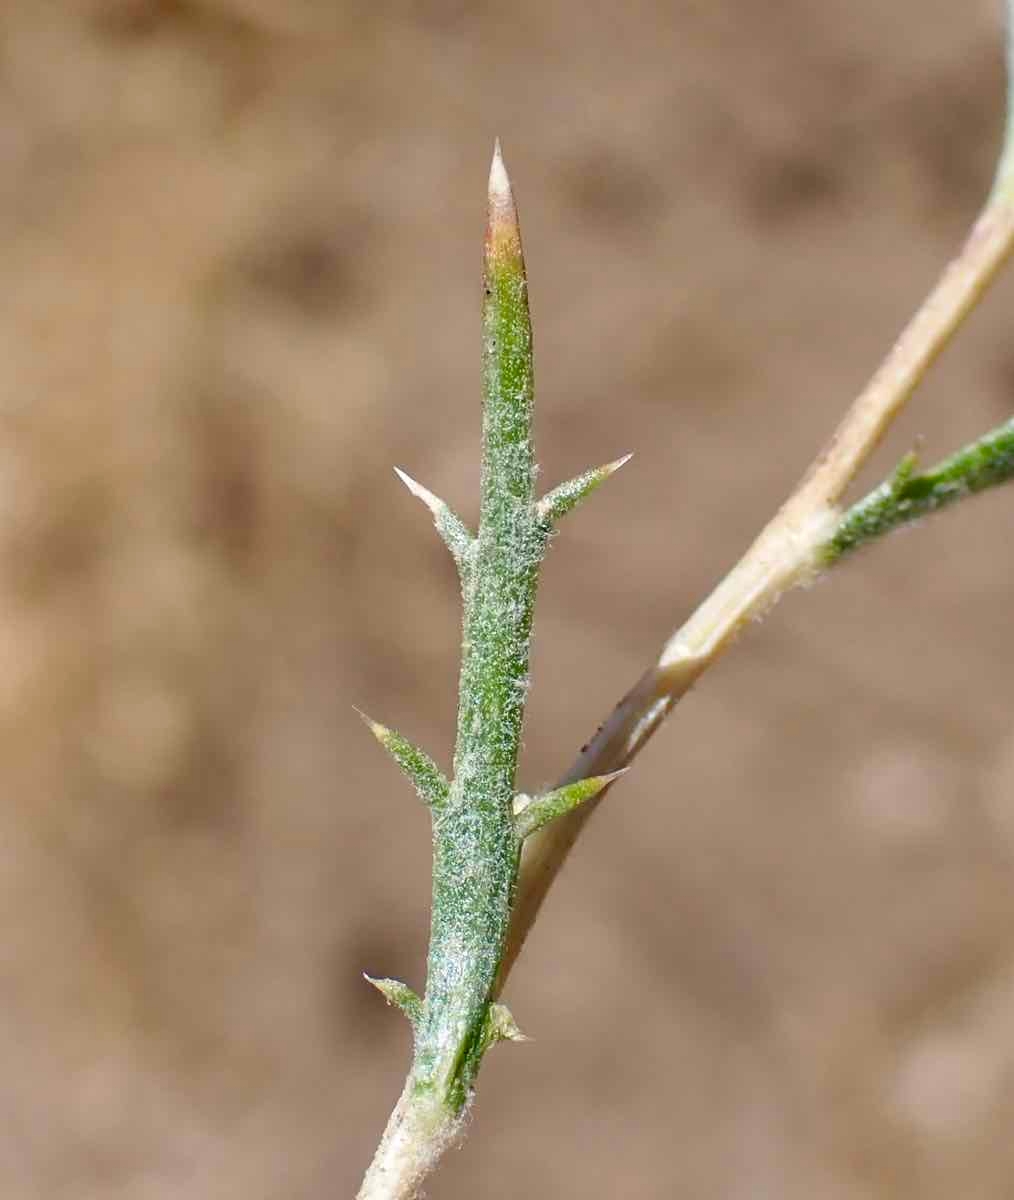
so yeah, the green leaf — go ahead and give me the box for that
[514,769,627,840]
[535,454,632,528]
[356,709,449,808]
[394,467,475,583]
[364,975,423,1026]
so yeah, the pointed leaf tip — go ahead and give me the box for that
[891,450,919,492]
[393,466,441,518]
[485,140,522,270]
[364,974,422,1025]
[353,705,389,742]
[536,453,633,526]
[357,710,450,808]
[488,138,511,206]
[393,466,475,578]
[515,768,628,839]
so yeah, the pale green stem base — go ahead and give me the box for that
[356,1083,463,1200]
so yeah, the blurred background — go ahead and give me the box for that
[1,1,1014,1196]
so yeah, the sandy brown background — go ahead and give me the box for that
[2,1,1014,1197]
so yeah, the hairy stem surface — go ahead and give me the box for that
[359,142,618,1198]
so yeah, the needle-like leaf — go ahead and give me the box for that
[356,709,449,809]
[394,467,475,584]
[364,975,423,1026]
[535,453,632,528]
[514,770,628,840]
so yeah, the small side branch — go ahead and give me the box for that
[821,417,1014,562]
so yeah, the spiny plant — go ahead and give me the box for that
[357,12,1014,1197]
[357,145,628,1194]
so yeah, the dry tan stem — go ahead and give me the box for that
[501,192,1014,989]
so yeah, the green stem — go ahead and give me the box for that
[359,145,625,1200]
[820,417,1014,563]
[410,142,543,1110]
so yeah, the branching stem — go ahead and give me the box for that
[502,62,1014,986]
[360,11,1014,1194]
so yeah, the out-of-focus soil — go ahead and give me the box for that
[2,2,1014,1197]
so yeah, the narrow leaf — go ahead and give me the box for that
[535,453,632,527]
[394,467,475,581]
[514,769,628,840]
[364,974,423,1026]
[356,709,449,808]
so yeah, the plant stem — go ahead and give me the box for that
[358,142,548,1199]
[412,139,539,1108]
[502,92,1014,988]
[360,12,1014,1194]
[821,416,1014,562]
[357,1085,457,1200]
